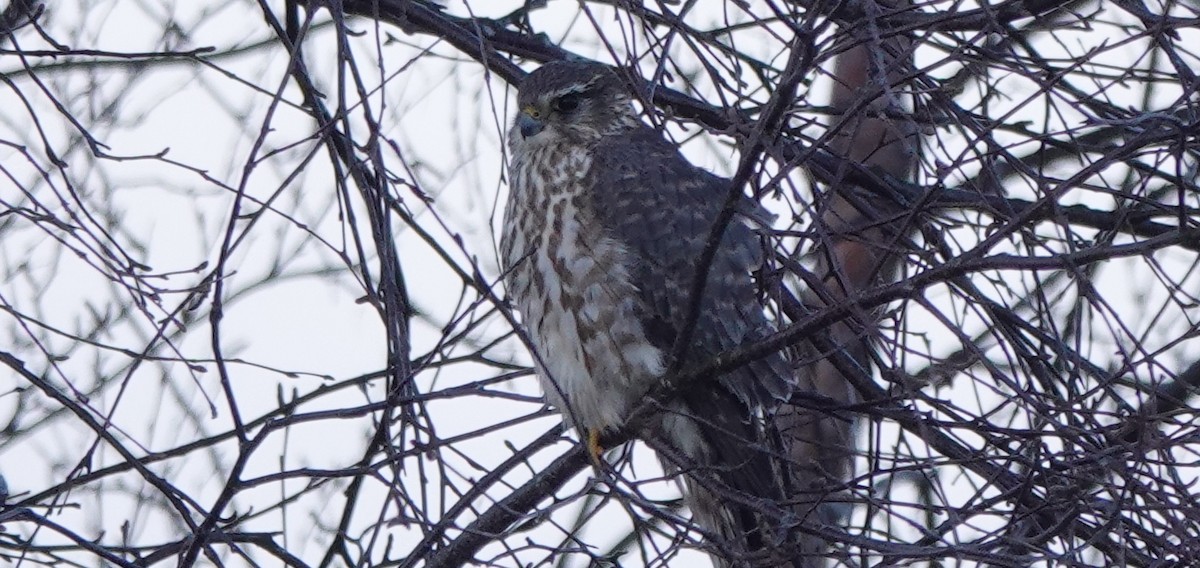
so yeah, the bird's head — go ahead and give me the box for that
[510,61,638,149]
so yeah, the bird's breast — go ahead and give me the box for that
[501,147,664,433]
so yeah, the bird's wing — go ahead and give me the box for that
[586,126,792,406]
[586,126,799,561]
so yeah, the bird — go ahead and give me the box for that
[500,60,813,566]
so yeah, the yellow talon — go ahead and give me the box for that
[587,429,605,466]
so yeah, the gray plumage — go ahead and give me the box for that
[501,61,812,566]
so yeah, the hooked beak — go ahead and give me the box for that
[517,113,544,138]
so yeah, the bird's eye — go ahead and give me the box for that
[553,93,582,113]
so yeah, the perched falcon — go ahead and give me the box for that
[501,61,800,566]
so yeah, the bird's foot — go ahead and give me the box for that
[586,428,605,467]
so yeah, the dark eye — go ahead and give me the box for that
[553,93,582,113]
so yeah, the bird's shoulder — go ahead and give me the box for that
[584,125,731,236]
[588,125,726,200]
[583,125,770,264]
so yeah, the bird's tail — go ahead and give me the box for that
[650,363,860,568]
[653,386,827,568]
